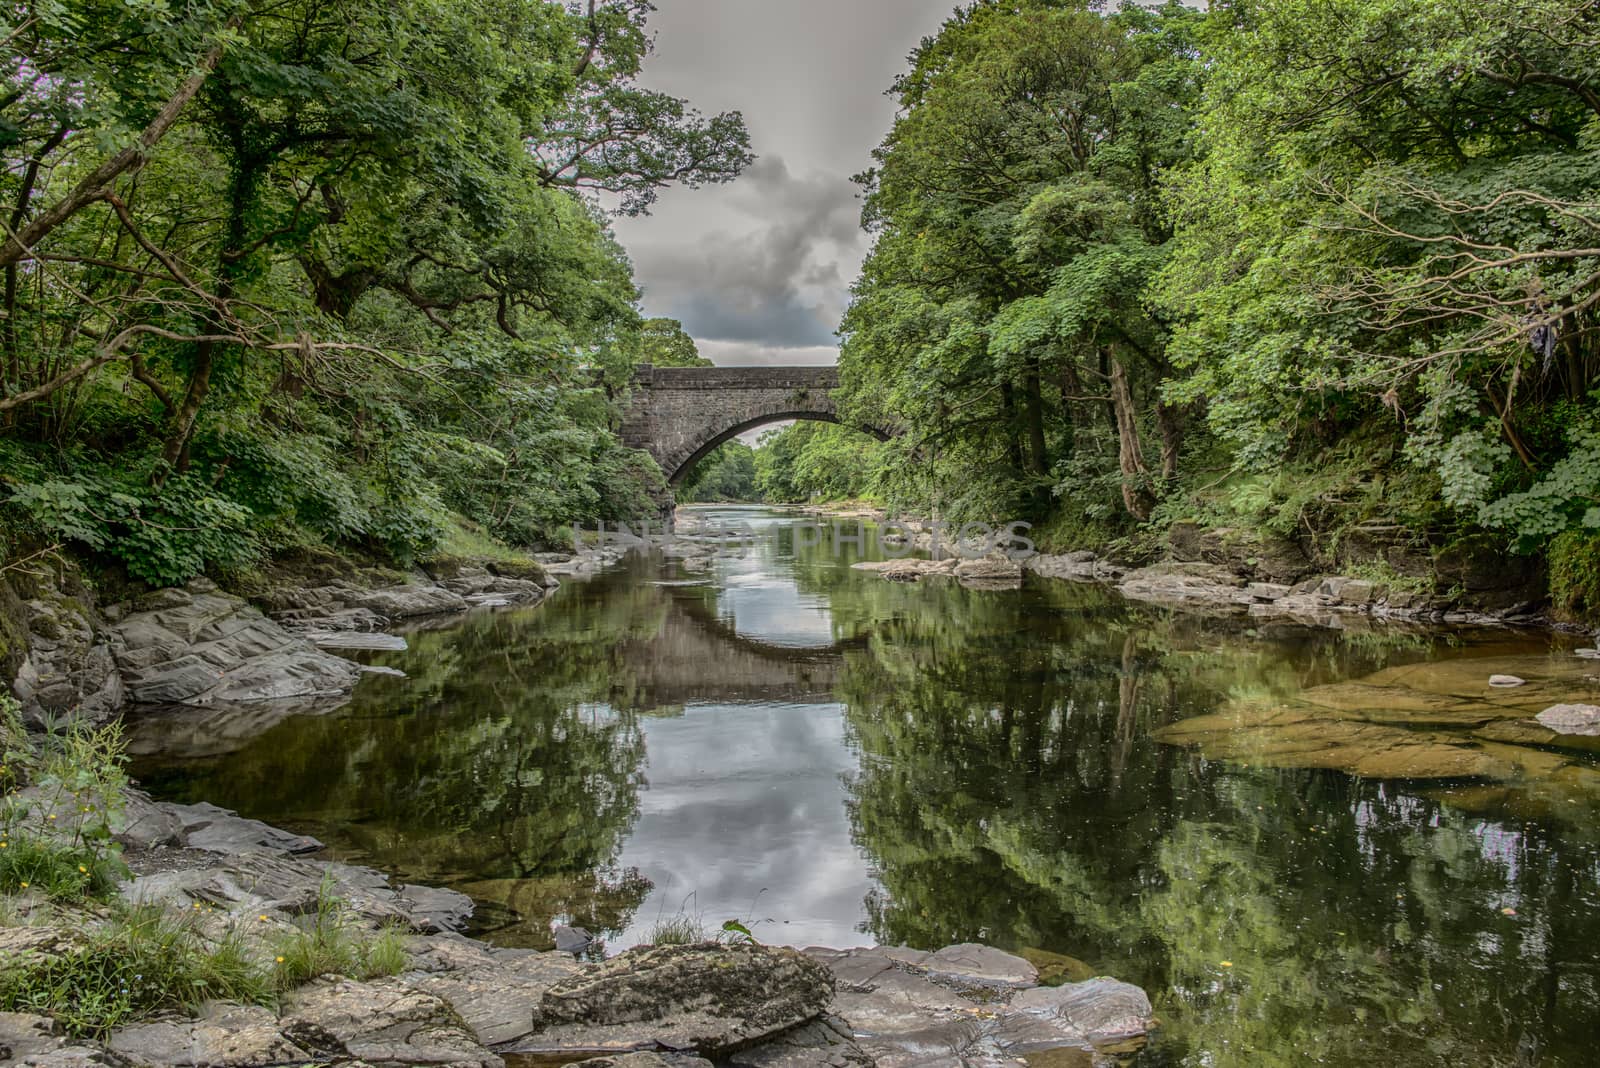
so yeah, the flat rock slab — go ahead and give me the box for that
[164,800,323,854]
[108,1002,308,1067]
[0,1013,65,1062]
[922,943,1038,988]
[406,949,585,1048]
[123,850,472,935]
[306,631,409,651]
[812,946,1151,1068]
[530,943,834,1057]
[281,976,502,1067]
[1003,979,1153,1048]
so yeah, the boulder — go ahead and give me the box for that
[1168,523,1312,584]
[280,976,501,1067]
[532,943,835,1057]
[6,562,122,727]
[109,591,361,706]
[1536,703,1600,736]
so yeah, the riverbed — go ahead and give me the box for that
[129,505,1600,1065]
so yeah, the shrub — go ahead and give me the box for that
[1549,530,1600,624]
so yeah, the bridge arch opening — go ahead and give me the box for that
[669,411,868,486]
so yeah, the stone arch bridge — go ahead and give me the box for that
[619,364,887,485]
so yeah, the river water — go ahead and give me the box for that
[130,505,1600,1065]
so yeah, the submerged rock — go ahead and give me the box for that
[1536,703,1600,736]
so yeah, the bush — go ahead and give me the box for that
[5,469,258,586]
[1549,530,1600,624]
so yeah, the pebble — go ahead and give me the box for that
[1488,674,1525,687]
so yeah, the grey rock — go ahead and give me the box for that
[0,925,84,960]
[398,883,476,934]
[110,591,361,706]
[1535,703,1600,736]
[533,943,834,1057]
[123,851,452,935]
[10,578,123,728]
[108,1001,308,1067]
[1003,978,1154,1048]
[0,1012,63,1062]
[570,1055,712,1068]
[553,925,594,955]
[166,801,324,854]
[305,631,409,651]
[406,950,587,1049]
[729,1016,872,1068]
[922,943,1038,988]
[280,976,502,1067]
[1488,674,1526,688]
[15,1047,120,1067]
[342,585,470,620]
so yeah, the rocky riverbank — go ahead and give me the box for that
[1,789,1157,1068]
[796,504,1560,632]
[0,546,628,730]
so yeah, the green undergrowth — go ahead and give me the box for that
[0,907,274,1037]
[1549,531,1600,625]
[1,695,409,1037]
[272,872,410,991]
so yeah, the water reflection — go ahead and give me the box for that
[129,505,1600,1066]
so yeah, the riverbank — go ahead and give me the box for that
[1,755,1157,1067]
[794,502,1571,634]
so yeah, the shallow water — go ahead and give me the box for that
[130,505,1600,1065]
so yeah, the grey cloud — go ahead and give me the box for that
[631,156,863,347]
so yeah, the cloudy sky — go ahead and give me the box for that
[609,1,960,368]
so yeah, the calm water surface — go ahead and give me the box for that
[130,505,1600,1066]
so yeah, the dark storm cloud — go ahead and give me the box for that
[609,0,962,364]
[630,156,862,348]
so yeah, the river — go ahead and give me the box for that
[129,504,1600,1065]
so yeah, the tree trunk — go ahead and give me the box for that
[1000,381,1025,472]
[1156,401,1184,484]
[1023,355,1047,476]
[1109,357,1153,520]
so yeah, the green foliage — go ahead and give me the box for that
[271,872,411,989]
[1,698,130,901]
[0,0,748,575]
[6,466,259,586]
[0,906,273,1039]
[680,441,760,503]
[1548,530,1600,623]
[754,422,886,504]
[636,318,712,367]
[645,914,706,945]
